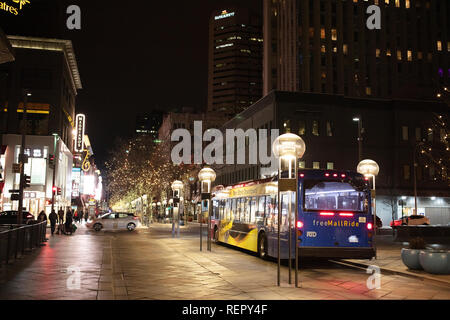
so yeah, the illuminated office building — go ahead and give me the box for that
[208,8,263,118]
[263,0,450,99]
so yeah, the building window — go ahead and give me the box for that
[298,120,306,136]
[437,41,442,51]
[366,87,372,96]
[403,165,410,180]
[331,29,337,41]
[415,128,422,141]
[407,50,412,61]
[402,126,409,141]
[326,121,333,136]
[312,120,320,136]
[299,161,306,169]
[327,162,334,170]
[313,162,320,169]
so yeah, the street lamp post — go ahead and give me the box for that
[357,159,380,258]
[353,117,363,162]
[171,180,183,238]
[198,167,216,252]
[272,133,306,287]
[413,142,424,216]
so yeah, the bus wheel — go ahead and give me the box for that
[258,233,268,259]
[214,226,219,243]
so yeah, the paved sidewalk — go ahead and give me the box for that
[0,223,449,300]
[343,235,450,285]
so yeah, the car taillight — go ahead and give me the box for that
[296,221,303,228]
[367,223,373,230]
[341,174,346,178]
[320,212,335,216]
[26,215,33,219]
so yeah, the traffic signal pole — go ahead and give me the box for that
[51,136,57,212]
[17,91,29,225]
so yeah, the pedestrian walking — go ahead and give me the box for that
[58,207,64,224]
[38,210,47,223]
[65,208,73,234]
[49,209,58,235]
[83,210,88,223]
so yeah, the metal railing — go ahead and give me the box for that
[0,221,47,265]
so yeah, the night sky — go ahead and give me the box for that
[0,0,261,169]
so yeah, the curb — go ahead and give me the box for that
[334,259,450,286]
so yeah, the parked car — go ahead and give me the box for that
[0,211,36,225]
[390,215,430,227]
[86,212,140,231]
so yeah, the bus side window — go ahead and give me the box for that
[233,198,238,221]
[250,197,257,223]
[225,199,230,220]
[256,196,265,224]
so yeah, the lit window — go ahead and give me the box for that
[406,0,410,8]
[321,28,325,39]
[407,50,412,61]
[437,41,442,51]
[343,44,348,55]
[331,29,337,41]
[417,51,423,60]
[299,161,306,169]
[376,48,381,57]
[313,162,320,169]
[397,50,402,60]
[312,120,320,136]
[298,120,306,136]
[386,49,391,56]
[395,0,400,7]
[327,162,334,170]
[321,45,326,53]
[366,87,372,96]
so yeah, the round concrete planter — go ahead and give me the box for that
[419,250,450,275]
[401,248,423,270]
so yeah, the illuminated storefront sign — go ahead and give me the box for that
[72,168,81,197]
[214,10,235,20]
[74,114,85,153]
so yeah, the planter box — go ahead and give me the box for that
[401,248,423,270]
[419,250,450,275]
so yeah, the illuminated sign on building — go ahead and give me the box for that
[214,10,235,20]
[74,114,85,153]
[72,168,81,197]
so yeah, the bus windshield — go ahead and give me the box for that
[303,180,368,212]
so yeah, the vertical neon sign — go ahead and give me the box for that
[74,114,85,153]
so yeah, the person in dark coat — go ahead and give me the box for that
[83,210,88,223]
[49,209,58,235]
[65,208,73,233]
[58,207,64,224]
[38,210,47,223]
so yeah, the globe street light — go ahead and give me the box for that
[272,133,306,287]
[171,180,184,238]
[357,159,380,258]
[198,167,216,252]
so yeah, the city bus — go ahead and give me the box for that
[211,169,376,259]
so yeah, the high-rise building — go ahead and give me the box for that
[208,7,263,118]
[135,112,163,140]
[263,0,450,99]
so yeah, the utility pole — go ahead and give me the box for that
[17,90,31,225]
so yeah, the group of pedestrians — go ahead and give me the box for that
[37,207,88,236]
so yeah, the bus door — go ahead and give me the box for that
[267,193,293,258]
